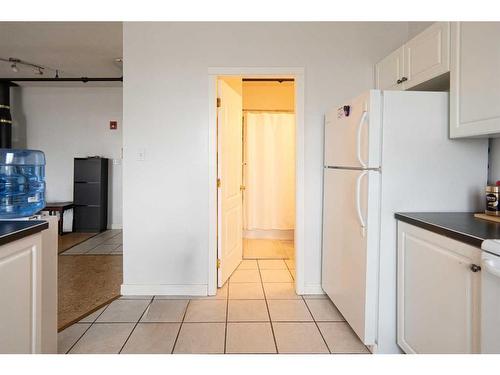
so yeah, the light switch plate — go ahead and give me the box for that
[138,148,146,161]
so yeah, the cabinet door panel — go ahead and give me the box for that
[375,47,404,90]
[404,22,450,89]
[397,223,481,354]
[0,235,42,353]
[450,22,500,137]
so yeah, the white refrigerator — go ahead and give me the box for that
[321,90,488,354]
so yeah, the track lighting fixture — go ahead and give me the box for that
[0,57,51,76]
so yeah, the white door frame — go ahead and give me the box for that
[208,67,305,296]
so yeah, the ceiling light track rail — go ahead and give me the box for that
[0,77,123,84]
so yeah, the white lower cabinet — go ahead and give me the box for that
[0,233,43,354]
[397,222,481,354]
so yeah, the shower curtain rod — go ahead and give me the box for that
[242,78,294,82]
[243,109,295,113]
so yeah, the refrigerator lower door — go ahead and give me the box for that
[481,251,500,353]
[322,168,380,345]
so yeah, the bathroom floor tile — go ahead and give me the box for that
[260,269,293,283]
[258,259,287,270]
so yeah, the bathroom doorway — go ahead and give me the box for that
[212,71,302,294]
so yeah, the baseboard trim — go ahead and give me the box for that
[301,284,325,295]
[120,283,208,296]
[244,229,294,240]
[110,224,123,230]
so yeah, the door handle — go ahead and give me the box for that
[355,171,368,233]
[470,264,481,273]
[356,111,368,168]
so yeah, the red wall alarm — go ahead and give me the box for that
[110,121,118,130]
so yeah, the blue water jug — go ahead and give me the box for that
[0,149,46,218]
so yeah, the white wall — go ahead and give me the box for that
[122,22,409,294]
[489,139,500,183]
[12,86,123,230]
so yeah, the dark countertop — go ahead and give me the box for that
[0,220,49,247]
[395,212,500,248]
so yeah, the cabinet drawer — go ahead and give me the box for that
[73,206,104,232]
[74,183,103,206]
[74,158,105,182]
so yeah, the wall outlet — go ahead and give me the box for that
[138,148,146,161]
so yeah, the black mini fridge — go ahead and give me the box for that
[73,157,108,232]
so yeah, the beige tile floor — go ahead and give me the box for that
[243,239,294,259]
[59,256,369,354]
[61,229,123,255]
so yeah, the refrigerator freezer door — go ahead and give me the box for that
[324,90,382,169]
[321,167,380,345]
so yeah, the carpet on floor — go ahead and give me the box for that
[58,254,123,330]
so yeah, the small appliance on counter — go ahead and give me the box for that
[473,181,500,223]
[485,181,500,216]
[0,148,46,219]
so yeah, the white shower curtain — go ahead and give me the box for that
[244,112,295,231]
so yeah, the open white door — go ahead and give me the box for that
[217,78,243,287]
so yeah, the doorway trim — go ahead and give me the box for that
[207,67,305,296]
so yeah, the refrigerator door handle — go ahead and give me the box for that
[356,111,368,168]
[355,171,368,234]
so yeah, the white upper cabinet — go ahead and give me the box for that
[450,22,500,138]
[403,22,450,89]
[375,47,404,90]
[375,22,450,91]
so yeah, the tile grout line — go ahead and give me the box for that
[65,302,111,354]
[257,259,279,354]
[301,296,332,354]
[224,278,230,353]
[118,297,154,354]
[170,299,191,354]
[283,255,295,281]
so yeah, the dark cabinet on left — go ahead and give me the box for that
[73,157,108,232]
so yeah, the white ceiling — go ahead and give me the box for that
[0,22,122,86]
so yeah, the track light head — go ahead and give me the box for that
[10,63,18,73]
[35,67,44,75]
